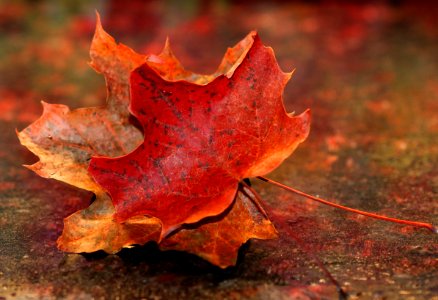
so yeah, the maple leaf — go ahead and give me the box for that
[18,15,280,261]
[89,31,311,238]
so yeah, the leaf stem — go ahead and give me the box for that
[240,180,269,218]
[256,176,437,233]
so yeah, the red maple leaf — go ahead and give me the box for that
[89,32,311,237]
[18,15,280,266]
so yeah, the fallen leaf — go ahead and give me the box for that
[89,32,311,237]
[18,15,283,264]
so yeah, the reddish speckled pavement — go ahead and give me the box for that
[1,1,437,299]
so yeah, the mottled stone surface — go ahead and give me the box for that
[0,1,437,299]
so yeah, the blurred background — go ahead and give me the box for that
[1,1,437,299]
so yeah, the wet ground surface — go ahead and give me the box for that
[1,1,437,299]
